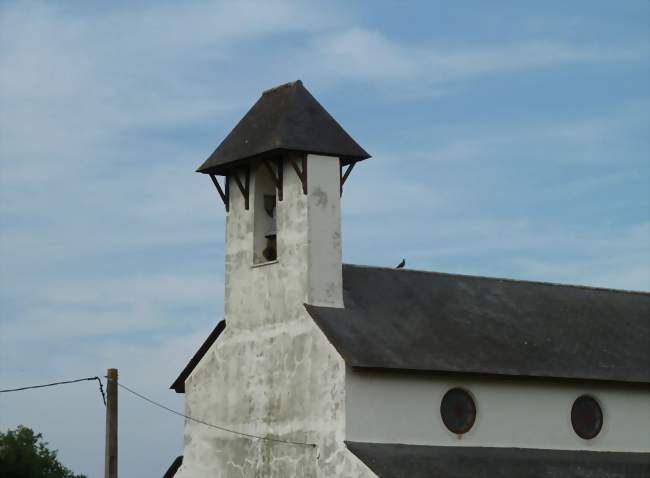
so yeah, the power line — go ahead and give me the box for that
[0,376,106,406]
[1,376,314,447]
[117,381,316,448]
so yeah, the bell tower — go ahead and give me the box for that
[179,81,373,478]
[197,80,370,315]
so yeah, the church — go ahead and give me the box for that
[164,80,650,477]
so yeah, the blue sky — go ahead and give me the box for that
[0,1,648,477]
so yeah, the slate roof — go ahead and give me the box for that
[306,264,650,384]
[170,320,225,393]
[196,80,370,175]
[346,442,650,478]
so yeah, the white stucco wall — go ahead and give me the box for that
[346,368,650,453]
[306,156,343,308]
[176,154,375,478]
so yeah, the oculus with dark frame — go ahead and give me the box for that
[571,395,603,440]
[440,388,476,435]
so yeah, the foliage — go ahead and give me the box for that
[0,425,87,478]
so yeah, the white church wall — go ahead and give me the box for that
[346,367,650,453]
[306,155,344,308]
[176,155,376,478]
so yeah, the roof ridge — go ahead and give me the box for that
[262,80,301,96]
[342,263,650,297]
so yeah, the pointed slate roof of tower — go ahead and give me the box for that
[196,80,370,174]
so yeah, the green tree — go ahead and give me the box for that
[0,426,86,478]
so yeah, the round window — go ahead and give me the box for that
[440,388,476,434]
[571,395,603,440]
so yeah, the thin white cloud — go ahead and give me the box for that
[508,222,650,290]
[310,27,646,87]
[0,0,340,181]
[2,272,223,342]
[409,100,650,164]
[344,212,650,291]
[316,28,420,81]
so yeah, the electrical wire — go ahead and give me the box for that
[0,376,312,447]
[0,376,106,406]
[117,381,316,448]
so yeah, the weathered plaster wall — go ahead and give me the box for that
[306,156,343,308]
[176,154,375,477]
[346,368,650,453]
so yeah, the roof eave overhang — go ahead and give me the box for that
[345,441,650,477]
[304,302,650,387]
[170,320,226,393]
[196,148,371,176]
[345,364,650,387]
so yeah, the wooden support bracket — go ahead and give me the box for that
[263,158,283,201]
[340,161,356,196]
[210,174,230,212]
[290,156,308,195]
[232,167,251,210]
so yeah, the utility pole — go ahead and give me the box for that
[105,368,118,478]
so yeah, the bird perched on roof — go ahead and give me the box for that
[396,259,406,269]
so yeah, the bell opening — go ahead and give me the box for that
[262,197,277,260]
[253,163,278,264]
